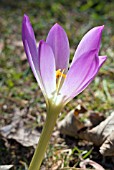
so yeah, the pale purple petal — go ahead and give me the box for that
[99,56,107,68]
[39,41,56,98]
[24,40,39,81]
[22,14,39,74]
[46,23,70,71]
[71,26,104,66]
[60,50,99,103]
[73,55,107,97]
[22,15,46,97]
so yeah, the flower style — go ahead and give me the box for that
[22,15,106,109]
[22,14,107,170]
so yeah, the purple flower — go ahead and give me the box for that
[22,14,107,107]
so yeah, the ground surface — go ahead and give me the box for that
[0,0,114,169]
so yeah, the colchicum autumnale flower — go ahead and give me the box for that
[22,14,107,170]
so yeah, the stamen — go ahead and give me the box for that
[55,69,66,95]
[56,69,66,79]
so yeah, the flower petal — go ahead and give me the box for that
[73,55,107,98]
[22,15,46,97]
[22,14,39,72]
[99,56,107,68]
[60,50,99,103]
[46,23,70,71]
[39,41,56,99]
[71,26,104,66]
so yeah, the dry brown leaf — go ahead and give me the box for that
[79,112,114,156]
[7,125,40,147]
[88,112,105,127]
[58,109,84,137]
[60,168,95,170]
[58,109,114,156]
[0,108,40,147]
[58,107,105,138]
[80,112,114,146]
[0,165,13,170]
[74,104,87,115]
[80,159,105,170]
[100,130,114,156]
[51,160,62,170]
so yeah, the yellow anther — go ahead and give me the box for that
[56,69,66,79]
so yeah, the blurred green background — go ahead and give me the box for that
[0,0,114,169]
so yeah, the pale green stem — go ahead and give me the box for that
[28,105,61,170]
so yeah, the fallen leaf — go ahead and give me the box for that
[7,126,40,147]
[58,108,105,138]
[79,112,114,156]
[51,160,62,170]
[74,104,87,116]
[80,159,105,170]
[80,112,114,146]
[89,112,105,127]
[0,108,40,147]
[58,109,84,137]
[60,168,95,170]
[100,130,114,156]
[58,109,114,157]
[0,165,13,170]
